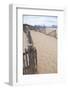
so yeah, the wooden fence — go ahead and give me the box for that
[23,47,37,74]
[23,30,37,74]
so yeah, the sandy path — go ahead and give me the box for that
[30,30,57,74]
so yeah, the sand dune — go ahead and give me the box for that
[30,30,57,74]
[47,30,57,38]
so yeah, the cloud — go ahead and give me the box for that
[23,15,57,26]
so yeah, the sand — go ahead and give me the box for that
[30,30,57,74]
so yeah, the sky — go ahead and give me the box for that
[23,15,57,27]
